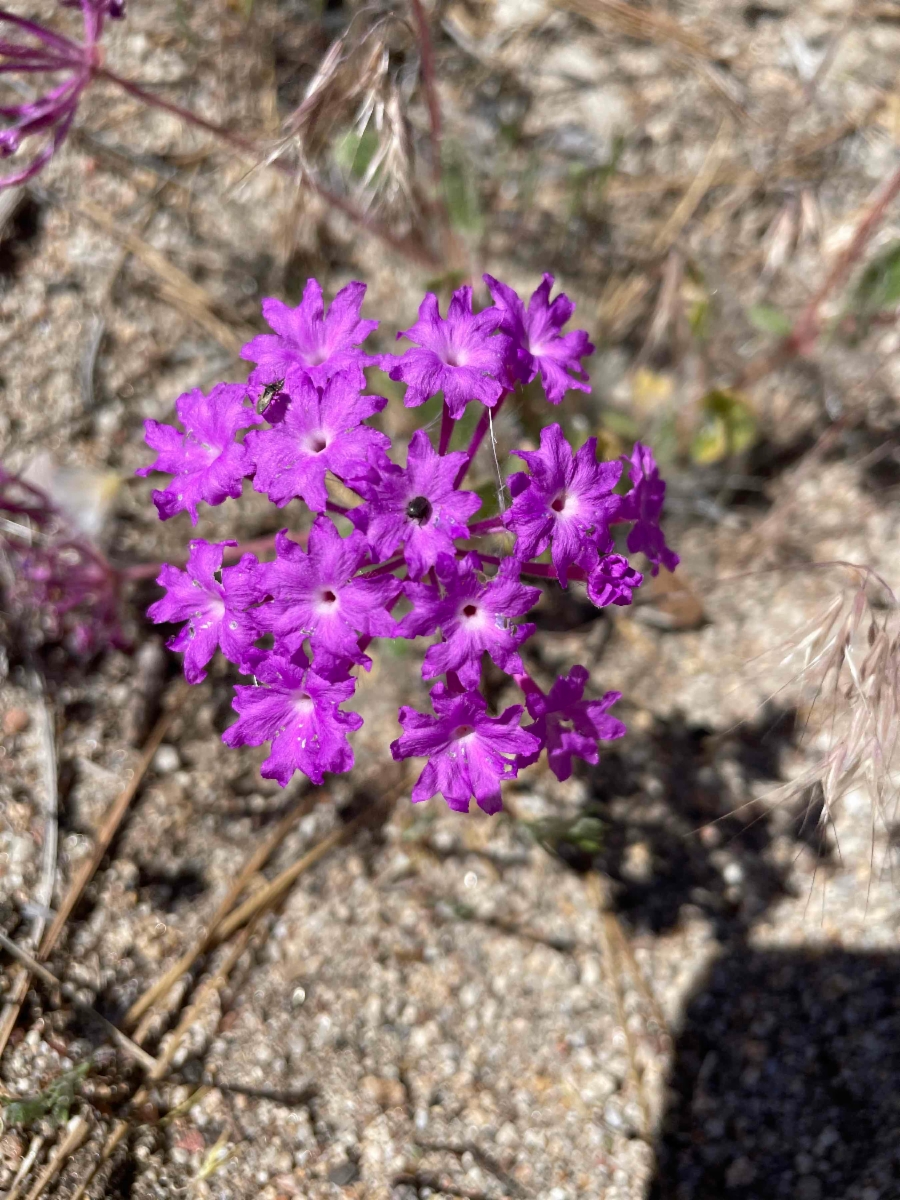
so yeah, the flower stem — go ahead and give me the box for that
[466,516,504,536]
[454,392,507,488]
[92,65,439,269]
[475,552,584,582]
[438,401,454,455]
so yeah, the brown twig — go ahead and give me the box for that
[20,1116,89,1200]
[0,931,157,1073]
[93,65,439,269]
[123,789,317,1029]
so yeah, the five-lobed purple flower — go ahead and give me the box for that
[517,666,626,782]
[348,430,481,579]
[241,278,379,391]
[147,539,262,683]
[390,682,540,814]
[388,286,512,419]
[137,383,261,524]
[246,368,389,512]
[400,554,539,689]
[223,649,362,787]
[505,423,621,586]
[484,272,595,405]
[258,518,400,677]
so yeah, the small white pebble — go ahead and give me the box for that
[152,744,181,774]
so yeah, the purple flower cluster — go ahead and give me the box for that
[141,276,679,813]
[0,1,123,189]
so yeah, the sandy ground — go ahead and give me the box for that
[2,0,900,1197]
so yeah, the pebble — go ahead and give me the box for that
[152,744,181,774]
[2,708,29,735]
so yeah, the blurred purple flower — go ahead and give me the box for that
[400,554,539,688]
[0,464,124,655]
[147,539,263,684]
[517,666,625,781]
[484,273,594,405]
[618,442,680,575]
[0,1,123,188]
[586,553,643,608]
[505,423,621,585]
[137,382,261,524]
[388,286,512,418]
[348,429,481,578]
[246,368,389,512]
[240,279,379,391]
[390,681,539,814]
[223,649,362,786]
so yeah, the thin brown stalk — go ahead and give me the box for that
[93,65,438,269]
[21,1115,89,1200]
[213,807,373,944]
[123,790,317,1029]
[5,1135,45,1200]
[559,0,712,58]
[0,930,157,1072]
[409,0,443,191]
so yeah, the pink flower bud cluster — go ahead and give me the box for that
[140,276,678,814]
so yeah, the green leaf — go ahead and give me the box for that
[441,142,483,236]
[854,241,900,317]
[691,389,757,465]
[748,304,792,336]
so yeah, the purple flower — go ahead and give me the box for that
[518,667,625,782]
[240,279,379,390]
[0,464,124,655]
[504,423,621,585]
[348,429,481,578]
[147,539,263,684]
[586,553,643,609]
[390,682,539,814]
[223,649,363,786]
[137,383,261,524]
[484,273,594,405]
[0,2,122,189]
[400,555,539,688]
[388,287,512,418]
[258,517,401,676]
[618,442,679,575]
[246,369,389,512]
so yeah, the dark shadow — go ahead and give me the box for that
[650,946,900,1199]
[550,706,806,938]
[134,862,207,912]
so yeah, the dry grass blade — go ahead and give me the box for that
[213,805,374,944]
[0,684,186,1062]
[39,679,188,962]
[5,1135,45,1200]
[559,0,713,58]
[124,789,317,1029]
[652,118,732,254]
[0,930,157,1072]
[22,1115,89,1200]
[66,197,250,355]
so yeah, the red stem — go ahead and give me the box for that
[437,401,454,455]
[92,64,439,269]
[475,552,579,581]
[455,392,507,487]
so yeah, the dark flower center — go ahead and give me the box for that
[309,434,328,454]
[551,492,567,513]
[321,589,337,604]
[452,723,474,740]
[462,604,478,618]
[406,495,433,523]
